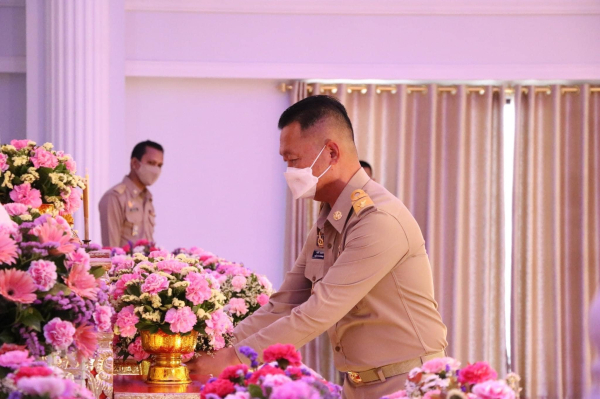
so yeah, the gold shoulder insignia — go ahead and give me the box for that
[113,183,127,195]
[351,189,375,216]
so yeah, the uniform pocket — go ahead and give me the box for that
[305,259,325,284]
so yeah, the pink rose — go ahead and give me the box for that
[458,362,498,386]
[43,318,76,350]
[422,357,461,374]
[472,380,516,399]
[141,273,169,295]
[116,305,139,338]
[231,275,247,292]
[0,153,8,172]
[28,260,57,291]
[3,203,28,216]
[257,293,270,306]
[9,182,42,208]
[127,336,150,362]
[10,139,31,150]
[228,298,249,316]
[164,307,197,333]
[93,305,113,332]
[185,272,212,305]
[30,147,58,169]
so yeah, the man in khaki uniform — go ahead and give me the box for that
[191,96,447,398]
[99,140,164,247]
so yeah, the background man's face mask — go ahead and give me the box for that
[284,145,331,200]
[136,161,161,186]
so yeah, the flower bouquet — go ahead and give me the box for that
[381,357,521,399]
[200,343,342,399]
[110,239,160,257]
[0,140,86,220]
[211,262,273,326]
[0,205,111,360]
[172,247,220,270]
[0,344,94,399]
[109,252,234,363]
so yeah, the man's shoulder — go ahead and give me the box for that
[100,182,128,203]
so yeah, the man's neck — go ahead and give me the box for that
[128,172,146,191]
[322,165,362,207]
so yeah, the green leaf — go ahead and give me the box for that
[159,323,173,335]
[248,385,265,399]
[127,284,141,297]
[20,307,43,332]
[47,282,71,296]
[0,329,15,344]
[149,325,159,334]
[90,265,106,279]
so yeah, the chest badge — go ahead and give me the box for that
[333,211,343,221]
[317,228,325,248]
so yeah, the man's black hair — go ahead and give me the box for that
[278,95,354,141]
[131,140,164,160]
[359,160,372,170]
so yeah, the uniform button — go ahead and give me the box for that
[335,346,341,352]
[312,276,316,282]
[327,243,332,249]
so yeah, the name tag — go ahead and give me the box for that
[312,250,325,260]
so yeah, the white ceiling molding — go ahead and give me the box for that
[125,60,600,81]
[124,0,600,15]
[0,56,26,73]
[0,0,24,7]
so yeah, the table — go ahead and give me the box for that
[113,375,211,399]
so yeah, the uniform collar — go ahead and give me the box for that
[122,175,152,199]
[317,168,371,233]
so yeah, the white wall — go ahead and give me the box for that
[0,73,25,140]
[124,77,289,286]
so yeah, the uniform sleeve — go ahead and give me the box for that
[235,211,409,358]
[99,192,123,248]
[233,232,313,360]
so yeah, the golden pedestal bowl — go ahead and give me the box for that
[140,330,198,385]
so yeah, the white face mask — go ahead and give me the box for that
[136,162,161,187]
[284,145,332,200]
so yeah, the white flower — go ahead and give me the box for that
[142,310,161,322]
[196,308,208,319]
[172,298,185,308]
[150,294,162,308]
[1,145,17,153]
[2,171,14,188]
[20,174,37,183]
[133,246,145,254]
[12,155,29,166]
[42,142,54,150]
[20,214,32,221]
[27,167,40,178]
[133,253,148,262]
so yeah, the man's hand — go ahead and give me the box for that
[187,347,242,377]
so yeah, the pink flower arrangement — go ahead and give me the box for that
[141,273,169,294]
[421,357,461,374]
[201,378,236,398]
[219,364,249,381]
[93,305,113,332]
[185,271,213,305]
[32,215,76,254]
[0,268,37,304]
[0,153,8,172]
[127,336,150,362]
[61,188,82,215]
[0,230,18,265]
[10,139,32,150]
[3,202,29,216]
[231,275,247,292]
[30,146,59,169]
[116,305,140,338]
[43,318,76,350]
[263,343,303,368]
[113,272,141,298]
[471,380,516,399]
[258,293,270,306]
[459,362,498,386]
[205,309,233,350]
[9,182,42,208]
[229,297,249,316]
[73,324,98,358]
[157,259,186,273]
[65,263,98,300]
[0,349,34,368]
[165,307,198,334]
[65,247,91,270]
[28,259,58,291]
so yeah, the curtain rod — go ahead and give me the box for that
[278,83,600,95]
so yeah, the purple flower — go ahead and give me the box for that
[239,346,259,368]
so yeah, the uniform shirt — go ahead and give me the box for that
[234,168,447,373]
[98,176,156,247]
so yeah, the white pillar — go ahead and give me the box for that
[26,0,124,243]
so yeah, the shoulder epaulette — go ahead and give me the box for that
[112,183,127,195]
[351,189,375,217]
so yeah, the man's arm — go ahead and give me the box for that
[99,193,123,248]
[235,211,409,359]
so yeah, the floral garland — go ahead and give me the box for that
[0,140,85,216]
[0,205,111,359]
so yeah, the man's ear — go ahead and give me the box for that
[327,141,341,165]
[131,158,139,170]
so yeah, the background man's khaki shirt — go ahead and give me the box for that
[234,168,447,374]
[99,176,156,247]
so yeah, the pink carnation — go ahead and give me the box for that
[219,364,249,381]
[0,350,34,368]
[65,248,91,271]
[422,357,461,374]
[258,275,273,291]
[231,275,247,292]
[43,318,76,350]
[111,255,135,272]
[127,336,150,362]
[10,139,31,150]
[263,343,302,367]
[28,260,57,291]
[0,153,8,172]
[150,250,170,258]
[257,293,270,306]
[63,157,77,173]
[61,189,82,214]
[30,146,58,169]
[205,309,233,350]
[164,307,197,334]
[472,380,516,399]
[113,273,140,299]
[116,305,139,338]
[93,305,113,332]
[459,362,498,385]
[9,182,42,208]
[270,380,320,399]
[65,263,97,300]
[3,203,28,216]
[157,259,185,273]
[185,272,212,305]
[17,376,66,397]
[141,273,169,295]
[228,298,249,316]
